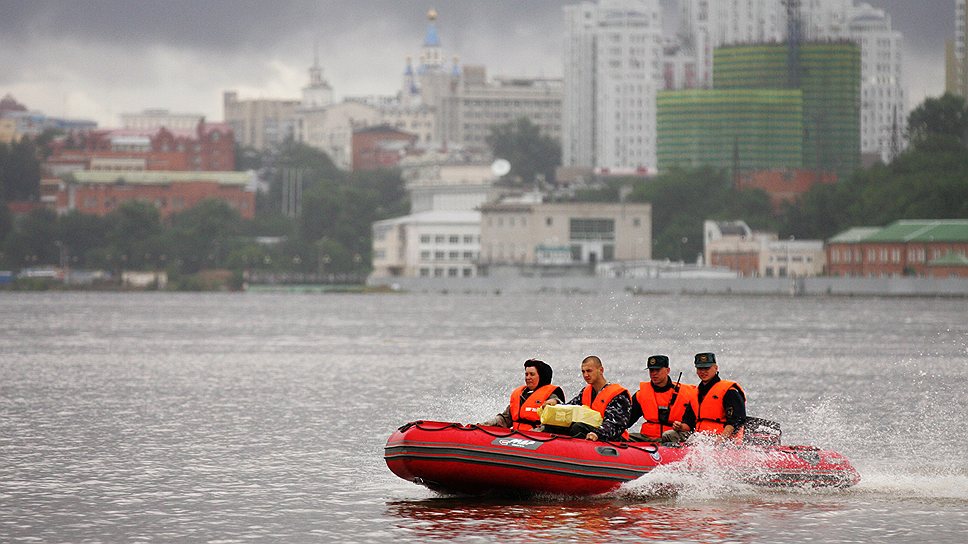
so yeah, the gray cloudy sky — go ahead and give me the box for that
[0,0,954,127]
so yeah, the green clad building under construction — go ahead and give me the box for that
[657,42,860,179]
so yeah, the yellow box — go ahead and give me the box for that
[538,404,603,428]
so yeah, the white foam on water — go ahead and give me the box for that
[851,471,968,501]
[617,434,784,501]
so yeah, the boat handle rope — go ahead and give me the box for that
[397,420,659,452]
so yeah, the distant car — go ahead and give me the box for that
[17,267,64,280]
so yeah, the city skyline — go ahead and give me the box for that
[0,0,954,128]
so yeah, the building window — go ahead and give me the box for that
[434,251,445,260]
[463,251,474,260]
[633,218,641,227]
[448,268,459,277]
[420,268,430,277]
[546,217,553,227]
[421,251,431,260]
[449,251,459,259]
[420,234,431,244]
[570,218,615,241]
[449,235,459,244]
[463,235,474,244]
[463,268,473,277]
[435,235,446,244]
[434,268,443,277]
[603,244,614,262]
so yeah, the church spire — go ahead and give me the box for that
[420,8,443,71]
[302,41,333,109]
[309,40,323,87]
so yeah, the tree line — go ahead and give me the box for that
[0,139,408,286]
[570,94,968,261]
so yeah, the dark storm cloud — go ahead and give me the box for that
[0,0,954,124]
[0,1,568,52]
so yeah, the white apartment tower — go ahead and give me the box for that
[679,0,905,163]
[563,0,664,171]
[847,3,905,163]
[678,0,785,88]
[945,0,967,97]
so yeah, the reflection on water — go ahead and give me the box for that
[386,497,852,543]
[387,499,728,542]
[2,292,967,543]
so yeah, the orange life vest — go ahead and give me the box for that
[509,384,559,431]
[635,381,697,437]
[691,379,746,435]
[580,383,630,440]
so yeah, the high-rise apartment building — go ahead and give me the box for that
[222,91,300,151]
[679,0,903,164]
[563,0,663,171]
[946,0,968,98]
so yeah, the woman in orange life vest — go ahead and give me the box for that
[665,352,747,444]
[479,359,564,430]
[626,354,697,442]
[543,355,631,441]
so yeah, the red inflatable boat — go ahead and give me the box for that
[385,420,860,496]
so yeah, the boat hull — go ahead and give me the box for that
[385,421,860,496]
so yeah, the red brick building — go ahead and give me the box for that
[827,220,968,278]
[45,121,235,175]
[38,120,247,220]
[736,169,837,211]
[352,125,417,171]
[49,171,255,220]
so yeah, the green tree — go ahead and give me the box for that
[99,200,163,271]
[0,138,41,201]
[54,211,108,267]
[486,117,561,186]
[907,93,968,150]
[165,199,243,273]
[3,208,58,267]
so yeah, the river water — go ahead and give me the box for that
[1,292,966,543]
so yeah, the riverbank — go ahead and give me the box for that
[367,275,968,297]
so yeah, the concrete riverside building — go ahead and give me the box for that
[479,202,652,268]
[703,220,825,277]
[370,211,481,279]
[827,220,968,278]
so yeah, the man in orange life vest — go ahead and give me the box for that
[544,355,630,441]
[665,352,747,443]
[480,359,564,430]
[626,355,697,442]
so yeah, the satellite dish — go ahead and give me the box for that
[491,158,511,177]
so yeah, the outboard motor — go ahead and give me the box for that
[743,417,782,446]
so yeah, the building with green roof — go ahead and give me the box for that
[826,220,968,278]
